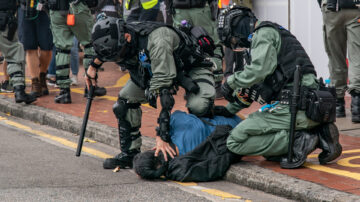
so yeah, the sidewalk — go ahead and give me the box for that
[1,63,360,201]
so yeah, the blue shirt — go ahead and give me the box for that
[169,111,241,155]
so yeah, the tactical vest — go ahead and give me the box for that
[0,0,17,11]
[172,0,206,9]
[249,21,316,103]
[124,21,209,89]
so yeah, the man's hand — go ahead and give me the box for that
[154,136,176,162]
[85,66,97,90]
[221,81,235,102]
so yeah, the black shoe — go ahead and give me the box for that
[336,98,346,118]
[55,88,72,104]
[280,130,319,169]
[351,91,360,123]
[84,86,107,97]
[14,85,37,104]
[316,123,342,164]
[103,149,140,169]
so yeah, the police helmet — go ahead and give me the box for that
[217,5,257,49]
[91,15,127,62]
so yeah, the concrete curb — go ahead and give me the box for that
[0,95,358,202]
[0,95,154,151]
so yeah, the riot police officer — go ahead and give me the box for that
[86,16,216,169]
[0,1,36,104]
[218,6,342,168]
[48,0,106,104]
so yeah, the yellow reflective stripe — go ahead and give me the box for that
[125,0,130,10]
[218,0,222,8]
[141,0,158,9]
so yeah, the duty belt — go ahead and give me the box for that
[278,87,312,110]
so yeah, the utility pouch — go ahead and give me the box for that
[305,89,336,123]
[84,0,98,8]
[0,12,9,31]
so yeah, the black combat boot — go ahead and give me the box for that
[280,130,319,169]
[351,91,360,123]
[84,85,107,97]
[14,85,37,104]
[54,88,72,104]
[103,120,141,169]
[336,97,346,118]
[103,149,140,169]
[315,123,342,164]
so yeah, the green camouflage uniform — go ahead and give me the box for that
[0,28,25,88]
[225,23,320,157]
[49,2,95,89]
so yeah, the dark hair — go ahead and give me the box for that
[133,150,168,180]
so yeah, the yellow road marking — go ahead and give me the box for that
[337,156,360,168]
[84,138,97,143]
[174,182,197,186]
[0,114,245,201]
[0,115,112,159]
[201,189,242,199]
[308,149,360,159]
[110,73,130,88]
[304,162,360,181]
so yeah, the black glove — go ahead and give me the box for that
[221,81,235,102]
[214,106,235,117]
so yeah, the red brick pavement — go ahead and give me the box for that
[1,62,360,196]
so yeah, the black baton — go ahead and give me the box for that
[76,85,95,156]
[287,65,301,163]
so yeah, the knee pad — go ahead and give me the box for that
[113,98,141,120]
